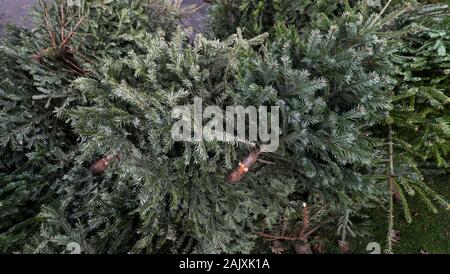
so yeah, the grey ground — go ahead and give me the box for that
[0,0,208,36]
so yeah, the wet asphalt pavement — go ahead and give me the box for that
[0,0,35,35]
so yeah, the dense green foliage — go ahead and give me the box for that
[57,30,292,254]
[389,3,449,168]
[0,0,186,253]
[55,5,396,252]
[0,0,448,254]
[209,0,343,39]
[380,3,450,246]
[209,0,450,252]
[232,12,395,244]
[208,0,388,39]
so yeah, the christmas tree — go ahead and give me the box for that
[0,0,189,253]
[52,3,397,253]
[1,0,448,254]
[208,0,450,253]
[379,1,450,252]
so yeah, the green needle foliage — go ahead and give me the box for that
[389,3,450,168]
[55,30,293,254]
[0,0,187,253]
[2,0,397,253]
[209,0,371,39]
[210,0,400,247]
[209,0,449,253]
[234,7,397,248]
[1,0,448,254]
[53,3,396,253]
[378,2,450,252]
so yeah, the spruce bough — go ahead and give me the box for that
[1,0,447,254]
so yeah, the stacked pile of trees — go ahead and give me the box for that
[0,0,448,254]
